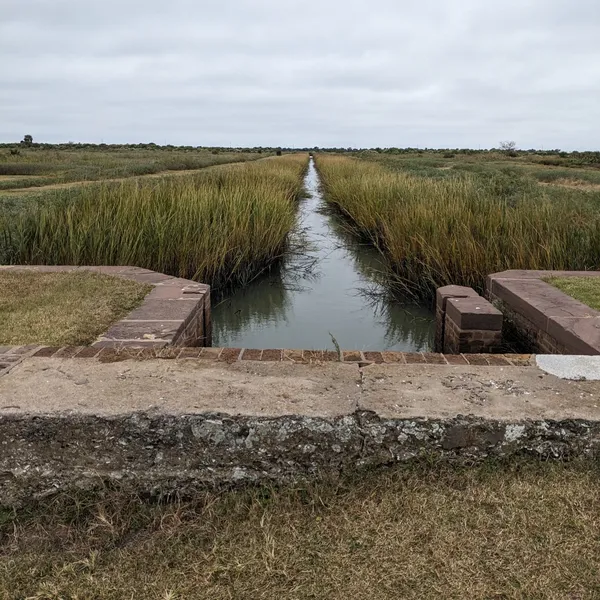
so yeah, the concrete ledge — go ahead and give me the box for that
[0,353,599,504]
[0,265,211,347]
[487,270,600,355]
[2,411,599,505]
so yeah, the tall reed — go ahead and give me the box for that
[315,155,600,302]
[2,155,308,291]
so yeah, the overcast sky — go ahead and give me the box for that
[2,0,599,149]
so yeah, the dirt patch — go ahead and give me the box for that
[0,175,44,181]
[540,178,600,191]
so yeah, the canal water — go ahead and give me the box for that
[212,158,434,351]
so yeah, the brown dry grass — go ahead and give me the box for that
[0,270,151,346]
[1,462,599,599]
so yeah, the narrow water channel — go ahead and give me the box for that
[212,158,434,351]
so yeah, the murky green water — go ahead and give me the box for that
[212,158,434,351]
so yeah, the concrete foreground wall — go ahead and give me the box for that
[2,411,600,505]
[2,349,600,505]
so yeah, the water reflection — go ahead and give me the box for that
[212,158,434,351]
[213,271,290,343]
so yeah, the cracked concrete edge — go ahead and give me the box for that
[1,409,599,505]
[3,357,600,420]
[2,356,600,504]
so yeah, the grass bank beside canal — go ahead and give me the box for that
[1,155,309,292]
[315,154,600,303]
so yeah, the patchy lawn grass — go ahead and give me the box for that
[1,462,600,599]
[0,270,151,346]
[546,276,600,310]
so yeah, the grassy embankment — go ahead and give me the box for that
[315,154,600,303]
[1,155,308,292]
[0,270,151,346]
[2,462,599,599]
[0,147,266,191]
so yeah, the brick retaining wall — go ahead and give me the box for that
[0,265,211,348]
[487,270,600,355]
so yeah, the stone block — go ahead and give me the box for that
[32,347,60,358]
[283,350,307,363]
[363,351,384,364]
[404,352,426,364]
[435,285,480,312]
[262,349,284,361]
[547,316,600,355]
[242,349,263,361]
[218,348,242,362]
[198,347,223,359]
[125,299,200,321]
[178,348,203,359]
[435,285,479,352]
[100,321,184,342]
[446,297,502,331]
[486,271,600,355]
[444,297,503,354]
[381,352,405,363]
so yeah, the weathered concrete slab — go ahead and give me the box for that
[359,364,600,420]
[2,356,600,505]
[0,358,360,417]
[6,357,595,421]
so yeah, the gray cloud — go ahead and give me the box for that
[2,0,599,148]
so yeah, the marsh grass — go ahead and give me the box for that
[2,461,600,599]
[360,151,600,200]
[1,155,309,291]
[315,155,600,302]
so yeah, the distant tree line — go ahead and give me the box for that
[2,137,599,167]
